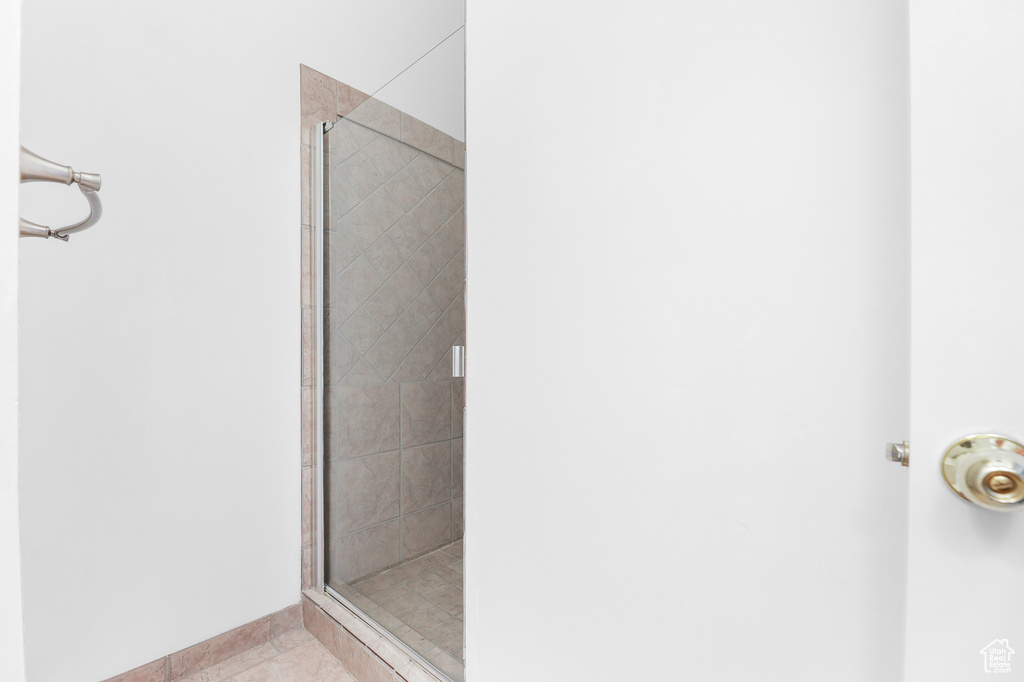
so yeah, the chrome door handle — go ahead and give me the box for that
[942,434,1024,512]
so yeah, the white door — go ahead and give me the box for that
[906,1,1024,679]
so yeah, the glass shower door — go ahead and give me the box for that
[318,103,465,680]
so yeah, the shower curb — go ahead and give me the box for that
[302,589,448,682]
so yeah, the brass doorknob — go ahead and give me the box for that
[942,435,1024,512]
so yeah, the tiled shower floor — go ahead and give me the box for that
[335,540,464,681]
[178,628,352,682]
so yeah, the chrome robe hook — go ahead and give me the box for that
[19,146,103,241]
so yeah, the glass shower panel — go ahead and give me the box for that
[321,102,465,679]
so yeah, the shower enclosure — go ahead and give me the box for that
[312,95,466,681]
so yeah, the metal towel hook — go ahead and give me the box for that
[19,146,103,241]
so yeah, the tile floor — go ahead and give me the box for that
[179,628,353,682]
[331,540,464,681]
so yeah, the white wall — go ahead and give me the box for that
[18,1,462,680]
[466,2,909,681]
[1,0,25,680]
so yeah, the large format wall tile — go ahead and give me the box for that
[326,384,400,459]
[401,442,451,514]
[401,382,451,447]
[328,521,401,584]
[401,504,452,560]
[327,452,400,535]
[451,439,463,498]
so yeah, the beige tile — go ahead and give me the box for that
[405,242,443,288]
[378,584,426,615]
[301,65,338,134]
[401,113,454,163]
[337,308,383,356]
[365,188,405,232]
[326,452,400,534]
[401,442,451,514]
[340,359,383,385]
[337,81,371,118]
[443,208,465,250]
[102,657,166,682]
[415,550,456,572]
[435,563,461,588]
[339,151,384,200]
[406,294,443,336]
[429,587,463,618]
[401,382,451,448]
[302,466,314,547]
[303,598,342,661]
[452,140,466,169]
[354,573,399,599]
[301,225,313,307]
[327,331,360,383]
[301,144,312,227]
[364,604,406,632]
[384,558,433,584]
[387,264,423,308]
[363,235,405,282]
[337,204,385,254]
[178,642,278,682]
[452,382,465,438]
[328,123,362,165]
[387,168,429,213]
[327,520,400,583]
[363,313,423,380]
[301,307,313,387]
[302,546,314,590]
[445,291,465,338]
[406,336,440,379]
[396,661,445,682]
[405,572,454,600]
[341,615,382,647]
[325,384,400,459]
[425,319,459,364]
[423,619,463,654]
[406,154,444,193]
[363,136,406,181]
[425,170,465,224]
[451,438,463,498]
[421,647,464,682]
[393,625,436,656]
[345,97,402,138]
[362,282,403,331]
[402,504,452,560]
[301,387,314,467]
[452,498,464,541]
[443,540,463,558]
[231,640,354,682]
[364,634,412,670]
[328,166,362,220]
[272,627,313,653]
[397,600,450,633]
[340,633,393,682]
[327,230,360,284]
[426,272,458,312]
[270,604,302,639]
[169,617,270,678]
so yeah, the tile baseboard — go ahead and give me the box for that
[101,603,303,682]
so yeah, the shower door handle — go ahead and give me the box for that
[452,346,465,378]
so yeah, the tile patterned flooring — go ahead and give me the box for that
[333,540,464,681]
[177,627,353,682]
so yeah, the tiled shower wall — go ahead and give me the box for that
[299,65,466,589]
[324,114,465,585]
